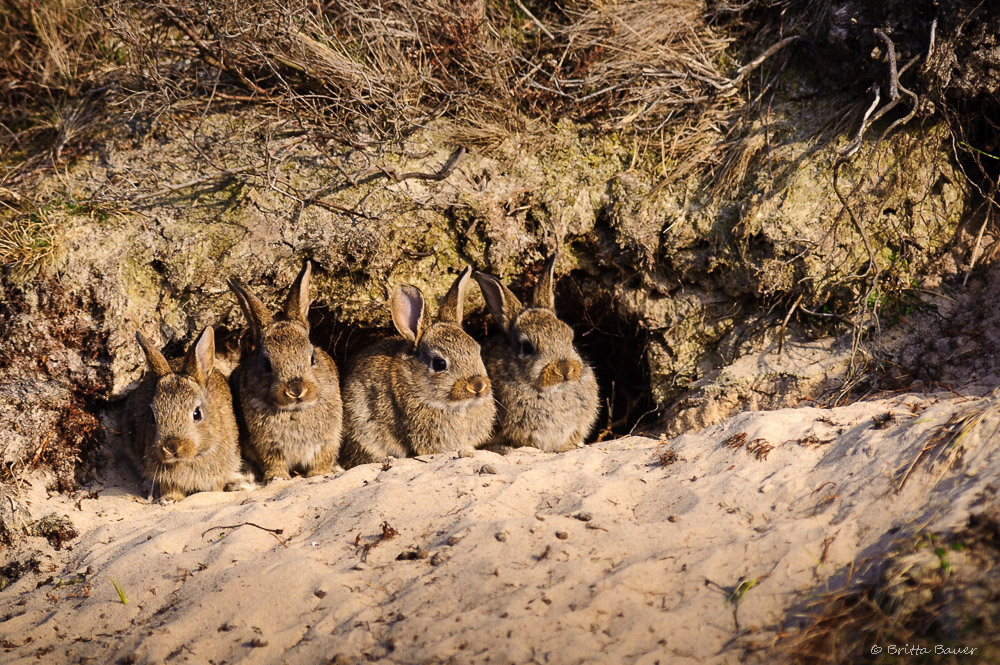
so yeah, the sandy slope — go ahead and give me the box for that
[2,390,999,665]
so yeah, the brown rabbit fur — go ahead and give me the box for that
[229,261,343,481]
[474,254,599,452]
[339,266,496,467]
[123,326,242,502]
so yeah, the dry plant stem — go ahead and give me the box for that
[381,147,465,183]
[726,36,802,90]
[840,86,881,160]
[832,161,879,279]
[159,5,269,98]
[202,522,288,547]
[512,0,553,40]
[777,292,803,355]
[874,30,899,100]
[964,215,991,286]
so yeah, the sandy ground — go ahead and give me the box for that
[2,389,1000,665]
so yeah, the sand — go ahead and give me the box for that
[2,389,999,664]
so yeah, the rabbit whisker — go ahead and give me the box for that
[492,396,508,415]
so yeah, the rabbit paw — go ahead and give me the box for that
[158,490,185,504]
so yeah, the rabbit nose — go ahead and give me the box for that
[555,359,581,382]
[468,375,491,397]
[285,379,306,400]
[160,437,195,459]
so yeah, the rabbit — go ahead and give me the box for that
[473,254,599,452]
[123,326,243,503]
[228,260,343,482]
[339,266,496,467]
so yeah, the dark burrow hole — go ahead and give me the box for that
[554,272,657,440]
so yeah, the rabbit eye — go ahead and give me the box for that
[262,355,273,374]
[430,356,448,372]
[310,350,316,366]
[518,340,536,357]
[192,406,203,422]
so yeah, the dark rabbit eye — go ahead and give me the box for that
[431,356,448,372]
[311,350,317,366]
[262,355,273,373]
[519,340,536,357]
[192,406,203,422]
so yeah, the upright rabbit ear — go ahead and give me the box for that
[391,284,427,345]
[183,326,215,387]
[136,331,171,378]
[532,253,557,310]
[228,278,273,344]
[283,260,312,328]
[473,271,523,334]
[438,266,471,324]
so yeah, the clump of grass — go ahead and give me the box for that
[0,212,59,277]
[780,514,1000,664]
[110,576,127,605]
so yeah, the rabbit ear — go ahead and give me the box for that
[136,331,171,378]
[532,253,557,310]
[228,278,273,343]
[283,260,312,328]
[391,284,427,345]
[438,266,471,324]
[473,271,523,334]
[183,326,215,387]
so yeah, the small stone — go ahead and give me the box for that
[555,531,569,540]
[667,515,679,523]
[479,464,497,474]
[430,552,450,566]
[446,535,461,546]
[396,548,429,561]
[457,449,475,458]
[495,531,507,542]
[575,512,592,522]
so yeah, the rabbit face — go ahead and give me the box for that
[406,322,492,410]
[252,321,321,411]
[150,374,210,463]
[506,308,585,392]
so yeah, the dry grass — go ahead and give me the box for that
[0,0,761,193]
[0,211,59,276]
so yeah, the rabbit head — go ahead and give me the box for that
[229,261,325,412]
[136,326,220,464]
[474,254,586,393]
[392,266,492,409]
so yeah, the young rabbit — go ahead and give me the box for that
[228,260,343,481]
[123,326,243,503]
[339,266,496,467]
[473,254,599,452]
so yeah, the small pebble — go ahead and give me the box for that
[495,531,507,542]
[575,512,592,522]
[555,531,569,540]
[480,464,497,474]
[667,515,679,523]
[446,534,462,546]
[457,449,475,458]
[395,547,429,561]
[430,551,450,566]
